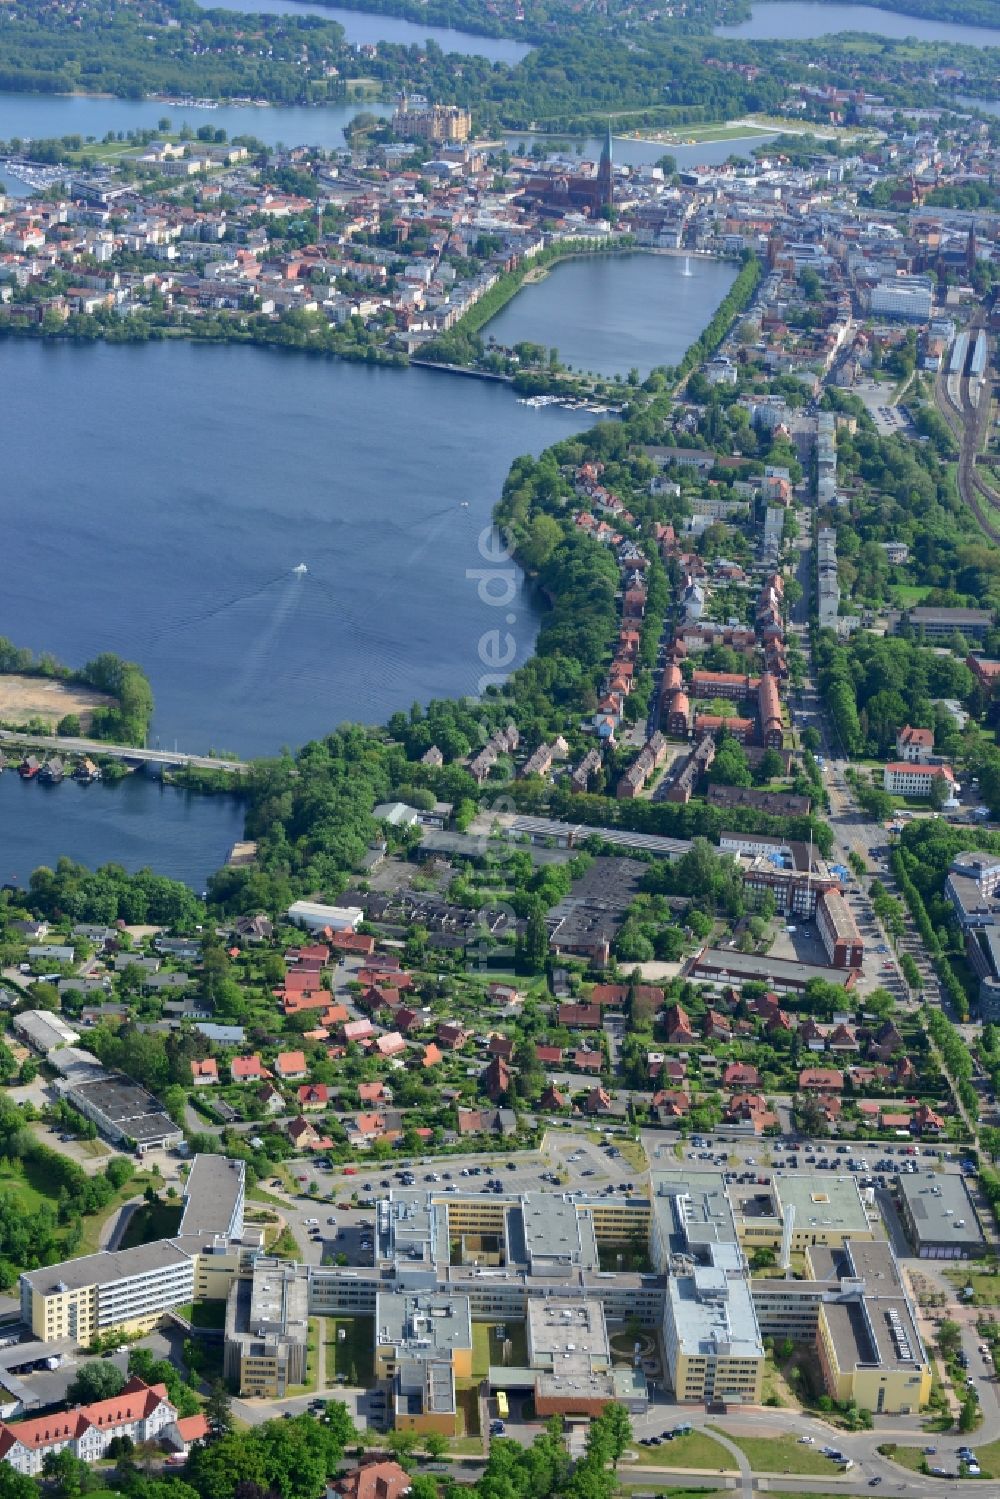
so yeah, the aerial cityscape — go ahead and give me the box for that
[2,1,1000,1499]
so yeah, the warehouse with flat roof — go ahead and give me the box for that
[896,1172,985,1259]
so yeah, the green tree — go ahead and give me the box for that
[42,1450,91,1499]
[959,1393,979,1432]
[205,1378,234,1435]
[67,1360,126,1404]
[937,1319,962,1360]
[523,902,549,972]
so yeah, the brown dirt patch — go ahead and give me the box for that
[0,675,114,731]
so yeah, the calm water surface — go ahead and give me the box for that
[0,341,588,758]
[717,1,1000,46]
[0,774,245,889]
[192,0,531,60]
[484,252,738,380]
[0,91,773,191]
[504,132,781,170]
[0,93,391,153]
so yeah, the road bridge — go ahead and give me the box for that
[0,728,249,775]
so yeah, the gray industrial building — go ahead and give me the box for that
[896,1172,986,1260]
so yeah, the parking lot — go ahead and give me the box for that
[272,1137,649,1258]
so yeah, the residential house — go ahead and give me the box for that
[376,1032,407,1059]
[287,1117,330,1151]
[274,1050,308,1080]
[723,1062,760,1089]
[231,1055,271,1084]
[798,1067,845,1091]
[483,1056,512,1101]
[257,1083,285,1115]
[557,1004,602,1030]
[297,1084,329,1111]
[664,1004,695,1045]
[437,1022,470,1050]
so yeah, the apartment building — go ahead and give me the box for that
[224,1259,310,1398]
[20,1241,195,1343]
[0,1377,176,1475]
[895,725,934,763]
[816,889,864,969]
[810,1241,931,1414]
[21,1153,252,1341]
[883,762,957,798]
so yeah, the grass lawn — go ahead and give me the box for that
[247,1184,288,1210]
[190,1300,227,1329]
[958,1437,1000,1478]
[471,1322,528,1378]
[77,1139,112,1159]
[326,1317,374,1385]
[0,1153,162,1258]
[891,584,933,607]
[945,1270,1000,1304]
[119,1200,183,1249]
[709,1431,836,1475]
[451,1387,481,1452]
[286,1318,322,1397]
[880,1447,928,1473]
[627,1432,733,1470]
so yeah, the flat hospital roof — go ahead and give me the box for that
[22,1240,191,1296]
[774,1173,870,1233]
[897,1171,985,1248]
[178,1154,245,1237]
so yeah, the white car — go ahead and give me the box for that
[305,1218,319,1226]
[799,1437,814,1445]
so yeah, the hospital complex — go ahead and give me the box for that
[19,1158,935,1425]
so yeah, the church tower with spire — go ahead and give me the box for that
[597,120,613,211]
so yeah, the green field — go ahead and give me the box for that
[119,1200,182,1249]
[627,1431,733,1470]
[891,585,934,607]
[325,1316,374,1385]
[0,1155,160,1259]
[709,1431,837,1475]
[472,1321,529,1378]
[190,1299,227,1329]
[881,1446,928,1473]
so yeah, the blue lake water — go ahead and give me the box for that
[191,0,531,59]
[0,93,391,154]
[504,132,782,170]
[0,340,592,759]
[484,251,738,380]
[716,1,1000,46]
[0,773,246,890]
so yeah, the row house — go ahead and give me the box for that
[616,732,667,799]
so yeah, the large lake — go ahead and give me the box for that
[192,0,531,60]
[716,1,1000,46]
[484,251,737,380]
[0,340,595,758]
[0,91,777,166]
[505,132,781,170]
[0,773,245,890]
[0,93,392,157]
